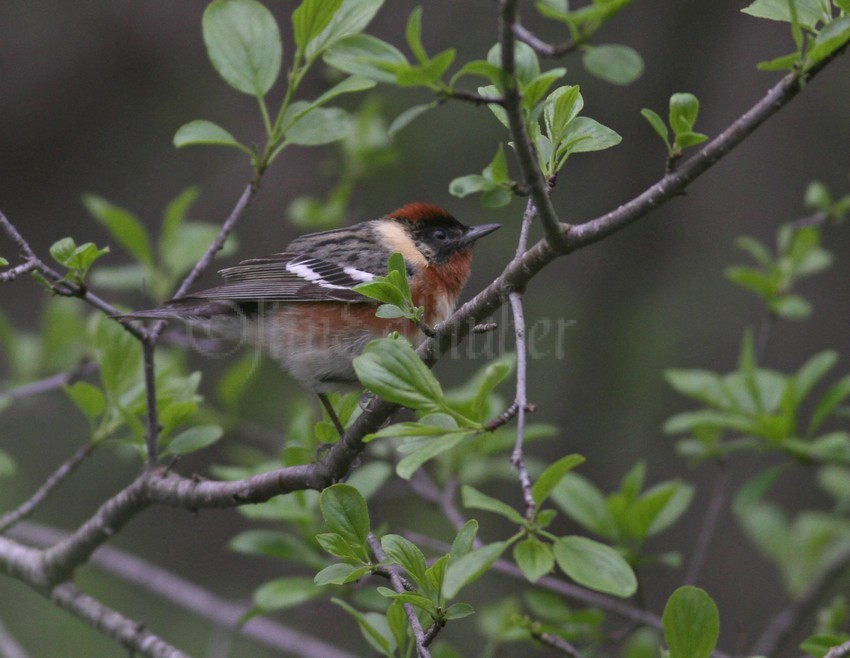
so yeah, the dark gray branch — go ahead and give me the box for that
[50,581,190,658]
[0,443,95,534]
[12,522,358,658]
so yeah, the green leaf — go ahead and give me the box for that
[202,0,282,97]
[662,586,720,658]
[353,281,407,307]
[550,473,619,539]
[522,68,568,111]
[810,376,850,435]
[228,530,325,568]
[741,0,824,30]
[162,186,200,240]
[394,49,456,87]
[376,587,436,612]
[665,369,730,408]
[173,120,247,151]
[49,238,110,278]
[806,16,850,66]
[805,181,832,210]
[285,106,353,145]
[771,294,812,319]
[93,315,141,397]
[386,426,472,479]
[293,0,344,52]
[254,577,322,611]
[462,485,526,524]
[451,520,479,559]
[405,6,428,64]
[49,238,77,267]
[449,175,497,198]
[320,483,370,547]
[324,34,407,83]
[674,131,709,150]
[306,0,384,60]
[313,76,377,108]
[560,116,622,155]
[332,599,395,656]
[757,51,801,71]
[388,101,438,136]
[646,481,695,536]
[801,633,850,658]
[164,425,223,456]
[353,338,444,411]
[582,44,644,85]
[316,532,361,561]
[735,235,774,268]
[553,536,637,597]
[795,350,838,405]
[374,304,406,319]
[443,541,509,599]
[452,59,508,90]
[381,534,427,585]
[640,108,670,145]
[669,92,700,135]
[65,381,105,421]
[544,85,583,143]
[82,195,153,267]
[726,266,777,298]
[445,602,475,620]
[532,454,586,506]
[0,257,8,266]
[513,537,554,583]
[315,562,370,585]
[387,252,410,298]
[0,449,16,478]
[487,42,540,86]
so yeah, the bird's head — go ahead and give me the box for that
[376,202,501,270]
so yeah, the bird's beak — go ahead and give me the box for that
[461,223,501,247]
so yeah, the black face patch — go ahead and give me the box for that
[410,219,469,263]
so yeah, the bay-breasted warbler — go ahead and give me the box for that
[124,203,499,430]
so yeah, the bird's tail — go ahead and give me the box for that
[114,299,235,323]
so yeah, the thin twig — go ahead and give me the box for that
[499,0,569,252]
[408,473,475,545]
[368,533,432,658]
[751,544,850,656]
[50,581,190,658]
[532,629,584,657]
[0,443,95,534]
[826,639,850,658]
[0,260,38,282]
[142,340,160,467]
[0,359,96,401]
[0,618,28,658]
[150,181,257,343]
[509,291,535,519]
[0,211,147,342]
[508,196,542,518]
[439,89,507,106]
[683,463,729,585]
[512,24,580,58]
[11,522,357,658]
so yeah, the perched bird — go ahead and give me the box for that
[123,203,500,432]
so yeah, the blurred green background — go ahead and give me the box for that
[1,1,849,656]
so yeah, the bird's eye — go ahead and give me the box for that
[433,228,448,241]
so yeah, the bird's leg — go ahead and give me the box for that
[318,393,346,437]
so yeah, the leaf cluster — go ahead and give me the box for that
[726,221,834,320]
[641,92,709,161]
[742,0,850,72]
